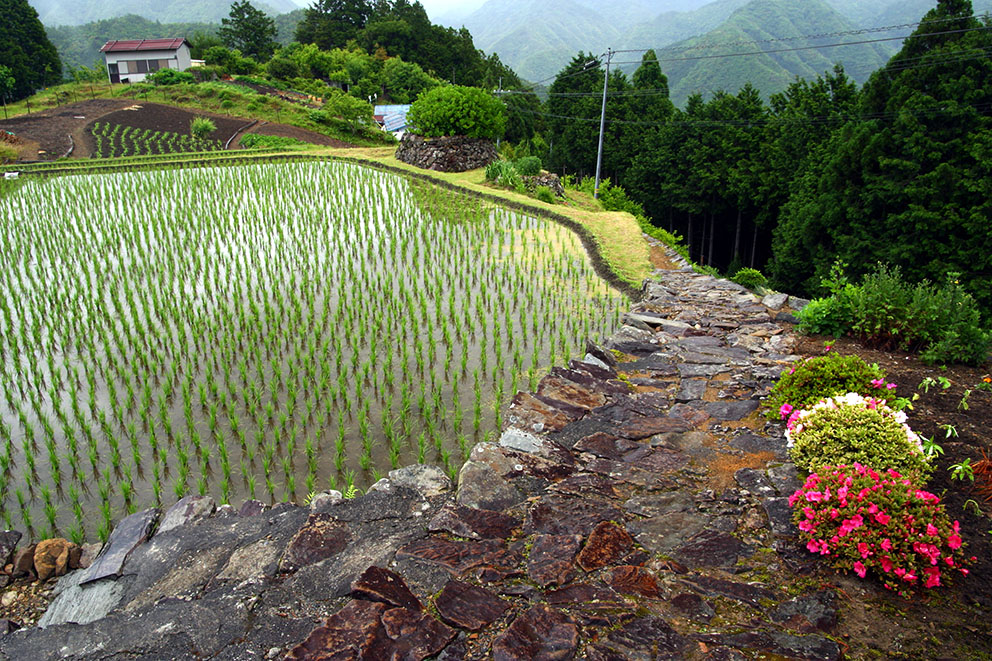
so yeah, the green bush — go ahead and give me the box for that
[796,262,991,365]
[514,156,541,176]
[407,85,506,140]
[322,92,374,134]
[190,117,216,140]
[788,399,932,482]
[146,69,194,85]
[534,186,555,204]
[308,109,329,125]
[796,294,856,338]
[731,267,768,291]
[766,353,887,418]
[266,57,300,80]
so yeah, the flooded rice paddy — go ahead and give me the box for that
[0,161,628,542]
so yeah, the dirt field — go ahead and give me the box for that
[1,100,358,162]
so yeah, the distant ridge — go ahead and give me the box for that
[29,0,297,27]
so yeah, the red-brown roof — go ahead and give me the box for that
[100,38,189,53]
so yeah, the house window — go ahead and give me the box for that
[135,60,148,74]
[148,59,160,72]
[117,61,128,74]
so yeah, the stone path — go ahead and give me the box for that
[0,249,837,660]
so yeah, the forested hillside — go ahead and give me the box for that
[530,0,992,317]
[660,0,894,105]
[27,0,295,27]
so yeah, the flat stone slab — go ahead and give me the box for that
[527,534,581,587]
[590,615,688,660]
[157,496,216,535]
[705,400,760,421]
[428,504,520,540]
[81,508,159,584]
[492,605,578,661]
[351,565,422,611]
[279,513,351,573]
[286,599,454,661]
[38,570,129,627]
[434,580,510,631]
[576,522,634,572]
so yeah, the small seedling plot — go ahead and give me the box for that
[89,122,223,158]
[0,161,628,542]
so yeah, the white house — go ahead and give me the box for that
[99,38,192,84]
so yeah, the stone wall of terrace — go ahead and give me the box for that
[0,242,833,660]
[395,134,499,172]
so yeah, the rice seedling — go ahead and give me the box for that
[0,161,627,539]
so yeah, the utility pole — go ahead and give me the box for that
[496,77,502,150]
[594,49,612,200]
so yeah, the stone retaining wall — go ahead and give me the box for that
[394,134,498,172]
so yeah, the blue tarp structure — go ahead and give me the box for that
[374,105,411,134]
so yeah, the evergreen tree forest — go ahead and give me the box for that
[538,0,992,317]
[0,0,62,100]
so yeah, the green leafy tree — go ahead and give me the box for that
[381,56,437,104]
[218,1,278,62]
[770,0,992,315]
[0,0,61,100]
[407,85,505,140]
[296,0,372,51]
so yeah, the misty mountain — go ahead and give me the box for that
[659,0,893,106]
[461,0,741,82]
[29,0,297,27]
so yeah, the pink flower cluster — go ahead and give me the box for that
[789,463,974,598]
[870,378,898,391]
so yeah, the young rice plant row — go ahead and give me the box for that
[0,161,627,543]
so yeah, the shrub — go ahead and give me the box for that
[534,186,555,204]
[190,117,216,140]
[266,57,299,80]
[514,155,541,176]
[785,393,931,481]
[322,92,373,133]
[766,352,887,418]
[308,109,329,125]
[407,85,506,140]
[731,267,768,291]
[796,262,990,365]
[790,463,973,598]
[485,160,516,183]
[146,69,194,86]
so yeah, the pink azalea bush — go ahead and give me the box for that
[790,463,974,598]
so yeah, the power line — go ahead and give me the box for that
[515,97,992,129]
[615,14,977,56]
[607,25,992,67]
[503,19,991,96]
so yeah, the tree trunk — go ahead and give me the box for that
[750,222,759,267]
[707,213,715,266]
[733,209,742,261]
[687,213,694,261]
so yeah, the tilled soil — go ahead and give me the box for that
[0,99,133,160]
